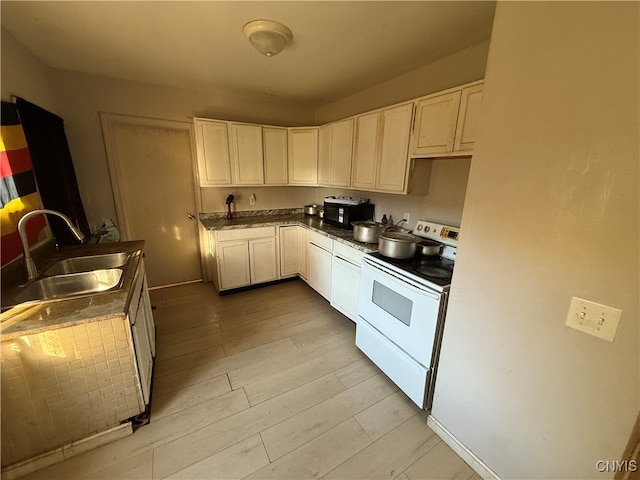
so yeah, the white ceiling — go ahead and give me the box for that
[1,1,496,107]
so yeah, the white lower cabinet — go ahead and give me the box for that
[330,242,364,323]
[128,259,155,406]
[215,227,278,291]
[307,230,333,300]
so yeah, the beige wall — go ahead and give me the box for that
[431,2,639,479]
[315,40,489,124]
[0,28,57,113]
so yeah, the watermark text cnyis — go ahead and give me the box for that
[595,460,638,473]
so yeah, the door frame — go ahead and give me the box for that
[99,112,206,283]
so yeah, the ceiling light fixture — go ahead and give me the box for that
[243,20,293,57]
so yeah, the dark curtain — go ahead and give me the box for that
[15,97,90,245]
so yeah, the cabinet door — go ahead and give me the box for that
[249,237,278,284]
[318,125,332,186]
[230,123,264,185]
[218,240,251,290]
[307,242,332,300]
[352,111,380,190]
[193,119,232,186]
[298,226,308,279]
[453,83,483,153]
[330,118,354,187]
[375,103,413,192]
[279,226,299,278]
[330,255,361,322]
[410,90,462,157]
[288,128,318,185]
[263,127,288,185]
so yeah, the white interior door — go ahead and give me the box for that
[101,114,202,288]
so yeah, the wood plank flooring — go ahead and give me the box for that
[19,279,479,480]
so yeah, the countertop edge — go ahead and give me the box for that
[199,214,378,253]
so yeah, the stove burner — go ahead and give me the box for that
[416,266,451,279]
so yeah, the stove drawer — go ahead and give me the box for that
[356,319,428,408]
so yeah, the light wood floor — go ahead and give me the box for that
[21,279,478,480]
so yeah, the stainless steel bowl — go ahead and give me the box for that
[304,204,321,216]
[351,221,386,243]
[377,232,421,259]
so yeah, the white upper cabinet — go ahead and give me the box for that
[453,82,483,152]
[352,102,414,193]
[288,127,318,186]
[318,124,332,186]
[375,103,413,192]
[263,127,288,185]
[318,118,354,188]
[352,111,381,190]
[410,80,484,158]
[329,118,354,187]
[229,123,264,185]
[193,118,232,186]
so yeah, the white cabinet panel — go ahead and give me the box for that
[263,127,288,185]
[330,118,354,187]
[375,103,413,192]
[249,236,278,284]
[288,128,318,185]
[230,123,264,185]
[279,226,299,278]
[298,226,308,279]
[193,118,232,186]
[411,91,461,157]
[352,111,380,190]
[453,83,483,152]
[330,255,361,322]
[308,242,332,300]
[218,240,251,290]
[318,124,332,186]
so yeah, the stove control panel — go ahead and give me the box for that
[414,220,460,246]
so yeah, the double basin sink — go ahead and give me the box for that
[2,252,131,311]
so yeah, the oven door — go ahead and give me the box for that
[357,257,444,367]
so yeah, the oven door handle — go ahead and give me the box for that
[362,259,441,300]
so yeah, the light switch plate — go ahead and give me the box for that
[565,296,622,342]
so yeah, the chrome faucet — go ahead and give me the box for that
[17,209,86,280]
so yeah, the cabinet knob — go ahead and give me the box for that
[187,214,195,220]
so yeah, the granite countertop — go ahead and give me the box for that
[199,209,379,253]
[0,241,145,341]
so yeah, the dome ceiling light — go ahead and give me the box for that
[243,19,293,57]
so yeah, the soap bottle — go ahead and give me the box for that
[381,214,387,225]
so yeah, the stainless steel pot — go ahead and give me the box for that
[417,240,442,256]
[304,204,321,216]
[377,232,421,259]
[351,221,386,243]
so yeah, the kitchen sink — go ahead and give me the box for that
[44,253,131,276]
[13,268,124,304]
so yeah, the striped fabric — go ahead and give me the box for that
[1,102,46,266]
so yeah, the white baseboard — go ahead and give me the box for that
[427,414,502,480]
[1,422,132,480]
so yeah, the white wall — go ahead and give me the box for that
[431,3,639,479]
[0,27,57,113]
[316,40,490,124]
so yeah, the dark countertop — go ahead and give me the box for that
[199,210,379,253]
[0,241,145,341]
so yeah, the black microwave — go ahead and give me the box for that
[323,202,375,229]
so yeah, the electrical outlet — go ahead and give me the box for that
[565,296,622,342]
[403,212,410,225]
